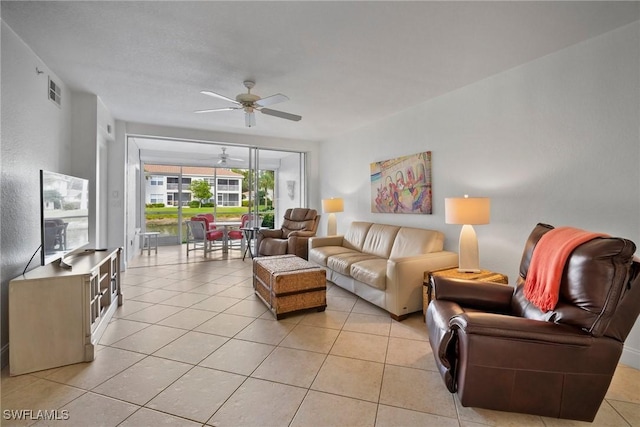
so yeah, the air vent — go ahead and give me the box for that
[48,77,61,107]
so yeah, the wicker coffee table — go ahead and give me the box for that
[253,255,327,319]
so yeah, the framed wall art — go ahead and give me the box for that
[370,151,432,214]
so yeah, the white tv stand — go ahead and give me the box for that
[9,248,122,376]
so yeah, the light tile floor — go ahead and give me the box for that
[2,246,639,426]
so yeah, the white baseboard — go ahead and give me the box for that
[620,345,640,370]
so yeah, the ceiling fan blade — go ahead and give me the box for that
[255,93,289,107]
[194,107,238,114]
[260,108,302,122]
[200,90,240,105]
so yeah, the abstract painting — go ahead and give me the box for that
[370,151,432,214]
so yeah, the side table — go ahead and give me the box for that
[241,227,259,261]
[423,268,508,317]
[139,231,160,255]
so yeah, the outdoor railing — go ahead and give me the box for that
[166,183,190,191]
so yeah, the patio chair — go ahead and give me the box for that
[185,217,224,257]
[196,213,217,231]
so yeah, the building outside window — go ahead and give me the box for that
[166,176,191,191]
[217,193,240,207]
[144,165,243,207]
[217,178,240,192]
[150,176,164,186]
[150,194,164,204]
[172,192,191,207]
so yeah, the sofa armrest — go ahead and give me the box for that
[387,251,460,284]
[309,235,344,249]
[385,251,459,315]
[451,312,592,346]
[433,276,514,313]
[388,251,460,268]
[287,230,316,238]
[288,235,314,259]
[258,229,284,239]
[427,303,592,393]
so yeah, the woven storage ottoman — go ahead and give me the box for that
[253,254,327,319]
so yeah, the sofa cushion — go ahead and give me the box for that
[389,227,445,258]
[350,258,387,290]
[343,222,373,251]
[309,246,358,267]
[327,252,379,276]
[361,224,400,258]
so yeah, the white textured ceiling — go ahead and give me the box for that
[2,1,639,142]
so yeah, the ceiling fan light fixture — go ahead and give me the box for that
[215,147,244,165]
[245,111,256,127]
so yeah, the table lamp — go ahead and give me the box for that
[445,195,490,273]
[322,198,344,236]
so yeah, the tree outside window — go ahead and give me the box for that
[189,179,213,208]
[259,170,274,209]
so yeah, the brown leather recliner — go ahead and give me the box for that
[256,208,320,260]
[426,223,640,422]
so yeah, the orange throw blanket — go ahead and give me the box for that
[524,227,607,311]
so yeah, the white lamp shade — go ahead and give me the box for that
[445,197,490,225]
[322,198,344,213]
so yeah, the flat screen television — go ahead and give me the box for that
[40,170,90,266]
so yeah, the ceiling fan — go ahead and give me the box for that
[215,147,242,166]
[195,80,302,127]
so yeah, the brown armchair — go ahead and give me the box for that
[426,223,640,422]
[256,208,320,260]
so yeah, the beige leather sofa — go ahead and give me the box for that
[308,221,458,320]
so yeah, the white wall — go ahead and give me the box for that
[108,119,126,260]
[0,21,118,367]
[0,22,72,366]
[319,22,640,368]
[124,134,142,263]
[97,97,116,248]
[275,152,303,221]
[69,93,115,249]
[69,92,97,244]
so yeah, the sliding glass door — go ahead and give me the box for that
[143,163,186,245]
[132,136,307,255]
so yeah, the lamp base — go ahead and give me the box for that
[327,213,337,236]
[457,268,482,273]
[458,224,481,273]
